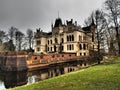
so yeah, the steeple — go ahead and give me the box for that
[58,11,59,18]
[91,17,95,26]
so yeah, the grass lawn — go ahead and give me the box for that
[11,57,120,90]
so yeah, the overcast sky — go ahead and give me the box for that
[0,0,106,33]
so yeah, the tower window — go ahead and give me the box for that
[36,40,41,45]
[37,47,40,51]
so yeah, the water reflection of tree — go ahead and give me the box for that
[0,71,27,89]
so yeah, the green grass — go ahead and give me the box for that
[11,57,120,90]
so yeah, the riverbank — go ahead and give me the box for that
[11,57,120,90]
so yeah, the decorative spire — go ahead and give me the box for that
[91,17,95,26]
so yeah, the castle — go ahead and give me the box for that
[34,18,98,56]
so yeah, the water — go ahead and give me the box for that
[0,62,82,89]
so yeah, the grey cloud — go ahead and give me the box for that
[0,0,106,32]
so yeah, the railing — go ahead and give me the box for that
[27,56,90,65]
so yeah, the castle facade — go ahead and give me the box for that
[34,18,97,56]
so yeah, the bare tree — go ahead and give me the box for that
[84,12,94,27]
[104,0,120,55]
[0,30,6,45]
[8,26,16,41]
[26,29,34,50]
[84,9,108,63]
[15,30,25,51]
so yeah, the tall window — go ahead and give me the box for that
[67,44,74,50]
[72,35,74,41]
[50,40,52,44]
[67,35,74,42]
[67,45,69,50]
[83,44,86,50]
[70,45,72,50]
[48,47,49,51]
[69,35,72,41]
[51,47,52,51]
[48,40,49,45]
[67,36,69,41]
[36,40,41,45]
[79,44,82,50]
[55,38,58,43]
[72,44,74,50]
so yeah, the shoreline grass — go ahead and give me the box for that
[11,57,120,90]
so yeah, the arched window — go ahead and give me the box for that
[72,35,74,41]
[83,44,86,50]
[70,45,72,50]
[51,47,52,51]
[69,35,72,41]
[79,44,82,50]
[55,38,58,43]
[48,40,49,45]
[51,40,52,44]
[67,36,69,41]
[48,47,49,51]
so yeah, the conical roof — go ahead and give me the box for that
[54,18,62,27]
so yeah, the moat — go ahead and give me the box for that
[0,61,83,89]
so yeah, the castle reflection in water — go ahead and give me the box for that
[0,61,82,89]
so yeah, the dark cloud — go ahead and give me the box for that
[0,0,105,33]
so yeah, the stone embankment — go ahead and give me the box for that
[0,52,28,71]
